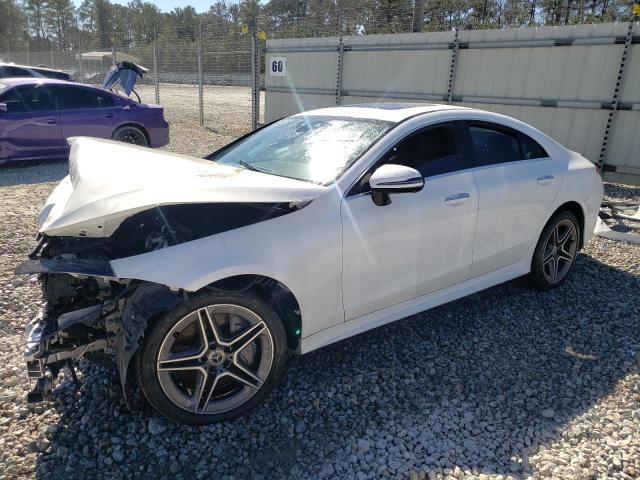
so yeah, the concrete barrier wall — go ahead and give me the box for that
[264,22,640,185]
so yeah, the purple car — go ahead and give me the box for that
[0,78,169,164]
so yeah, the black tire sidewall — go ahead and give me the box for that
[112,126,148,147]
[136,290,288,425]
[530,210,580,291]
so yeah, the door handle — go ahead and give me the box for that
[537,175,555,185]
[104,113,113,118]
[46,118,57,124]
[445,192,471,206]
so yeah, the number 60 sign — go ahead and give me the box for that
[269,57,286,76]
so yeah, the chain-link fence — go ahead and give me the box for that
[2,25,261,154]
[1,3,636,156]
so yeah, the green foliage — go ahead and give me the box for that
[0,0,634,54]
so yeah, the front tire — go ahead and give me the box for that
[529,211,580,291]
[136,291,287,424]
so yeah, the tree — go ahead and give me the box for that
[24,0,47,39]
[46,0,76,50]
[0,0,26,50]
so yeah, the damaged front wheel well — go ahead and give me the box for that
[202,275,302,352]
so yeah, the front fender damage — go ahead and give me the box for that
[19,266,182,405]
[16,200,311,406]
[113,283,182,394]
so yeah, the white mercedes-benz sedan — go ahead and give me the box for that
[16,103,603,424]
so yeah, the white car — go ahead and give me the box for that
[16,103,603,424]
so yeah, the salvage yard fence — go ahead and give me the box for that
[264,20,640,186]
[2,24,259,140]
[2,17,640,185]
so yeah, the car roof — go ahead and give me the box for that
[295,103,472,123]
[0,77,97,89]
[0,62,68,74]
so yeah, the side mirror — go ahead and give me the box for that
[0,103,7,113]
[369,164,424,206]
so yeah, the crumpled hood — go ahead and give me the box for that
[38,137,325,237]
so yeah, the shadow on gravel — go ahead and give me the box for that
[0,160,68,188]
[33,252,639,479]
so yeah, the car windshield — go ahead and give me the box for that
[208,115,394,184]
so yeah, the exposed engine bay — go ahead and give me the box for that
[16,201,305,405]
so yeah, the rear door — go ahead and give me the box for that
[0,84,63,161]
[463,120,563,276]
[53,85,118,140]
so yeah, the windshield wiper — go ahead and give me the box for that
[238,160,277,175]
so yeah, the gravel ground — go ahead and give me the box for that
[134,84,263,157]
[0,145,639,480]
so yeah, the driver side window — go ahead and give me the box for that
[350,122,465,196]
[386,122,462,178]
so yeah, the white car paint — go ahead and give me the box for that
[341,169,479,319]
[38,137,325,237]
[39,104,603,354]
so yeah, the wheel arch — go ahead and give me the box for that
[112,122,151,146]
[549,201,586,249]
[199,274,303,353]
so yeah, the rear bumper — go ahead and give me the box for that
[149,123,170,148]
[583,175,604,245]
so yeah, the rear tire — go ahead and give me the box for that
[529,211,580,291]
[112,125,149,147]
[136,290,287,424]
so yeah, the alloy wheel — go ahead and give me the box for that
[541,219,578,284]
[118,129,145,145]
[156,304,274,415]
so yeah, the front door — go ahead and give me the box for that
[341,122,479,320]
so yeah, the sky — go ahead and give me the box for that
[72,0,217,13]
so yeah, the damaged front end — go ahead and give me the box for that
[14,137,320,407]
[16,199,308,405]
[17,244,182,404]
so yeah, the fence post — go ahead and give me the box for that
[597,18,635,172]
[50,47,55,69]
[26,39,31,65]
[111,35,116,65]
[153,31,160,104]
[335,35,345,106]
[75,16,82,82]
[334,8,344,106]
[77,49,82,83]
[197,21,204,127]
[250,17,260,130]
[446,29,460,104]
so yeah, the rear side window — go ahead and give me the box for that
[468,121,548,166]
[37,69,72,81]
[0,85,55,112]
[520,133,548,159]
[56,86,114,109]
[385,122,463,177]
